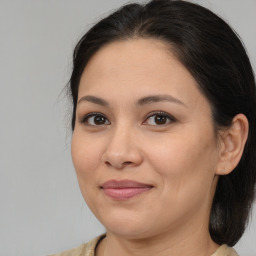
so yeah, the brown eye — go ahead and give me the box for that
[144,112,175,126]
[155,115,168,125]
[81,113,110,126]
[94,115,107,125]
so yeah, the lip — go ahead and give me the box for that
[100,179,153,200]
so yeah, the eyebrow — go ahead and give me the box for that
[137,94,187,107]
[77,95,109,106]
[77,94,186,107]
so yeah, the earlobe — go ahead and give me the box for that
[216,114,249,176]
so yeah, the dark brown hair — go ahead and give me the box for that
[69,0,256,246]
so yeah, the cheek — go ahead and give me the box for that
[145,129,218,185]
[146,132,218,217]
[71,131,105,211]
[71,131,102,181]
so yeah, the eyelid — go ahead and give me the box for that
[79,112,110,125]
[143,111,176,125]
[78,111,176,126]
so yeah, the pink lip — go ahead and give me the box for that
[100,179,153,200]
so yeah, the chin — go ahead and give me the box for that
[97,212,151,239]
[103,215,170,241]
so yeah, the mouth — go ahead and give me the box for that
[100,179,154,200]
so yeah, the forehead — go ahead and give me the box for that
[81,38,177,85]
[78,38,210,111]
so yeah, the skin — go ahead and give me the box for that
[71,38,248,256]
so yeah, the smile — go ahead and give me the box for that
[100,179,153,200]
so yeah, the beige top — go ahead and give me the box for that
[49,234,239,256]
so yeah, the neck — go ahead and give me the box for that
[96,225,219,256]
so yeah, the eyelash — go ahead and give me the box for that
[79,111,176,126]
[143,111,176,126]
[79,112,110,126]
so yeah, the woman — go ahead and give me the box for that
[51,0,256,255]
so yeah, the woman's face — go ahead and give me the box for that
[71,39,221,239]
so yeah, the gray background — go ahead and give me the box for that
[0,0,255,255]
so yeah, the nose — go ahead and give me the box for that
[101,126,143,169]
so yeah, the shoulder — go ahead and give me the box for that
[48,243,87,256]
[211,244,239,256]
[48,234,106,256]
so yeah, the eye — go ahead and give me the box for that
[80,113,110,126]
[143,112,175,126]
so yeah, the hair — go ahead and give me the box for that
[68,0,256,247]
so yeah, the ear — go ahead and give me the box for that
[216,114,249,175]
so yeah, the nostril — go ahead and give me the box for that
[123,161,133,166]
[104,161,111,166]
[103,160,133,168]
